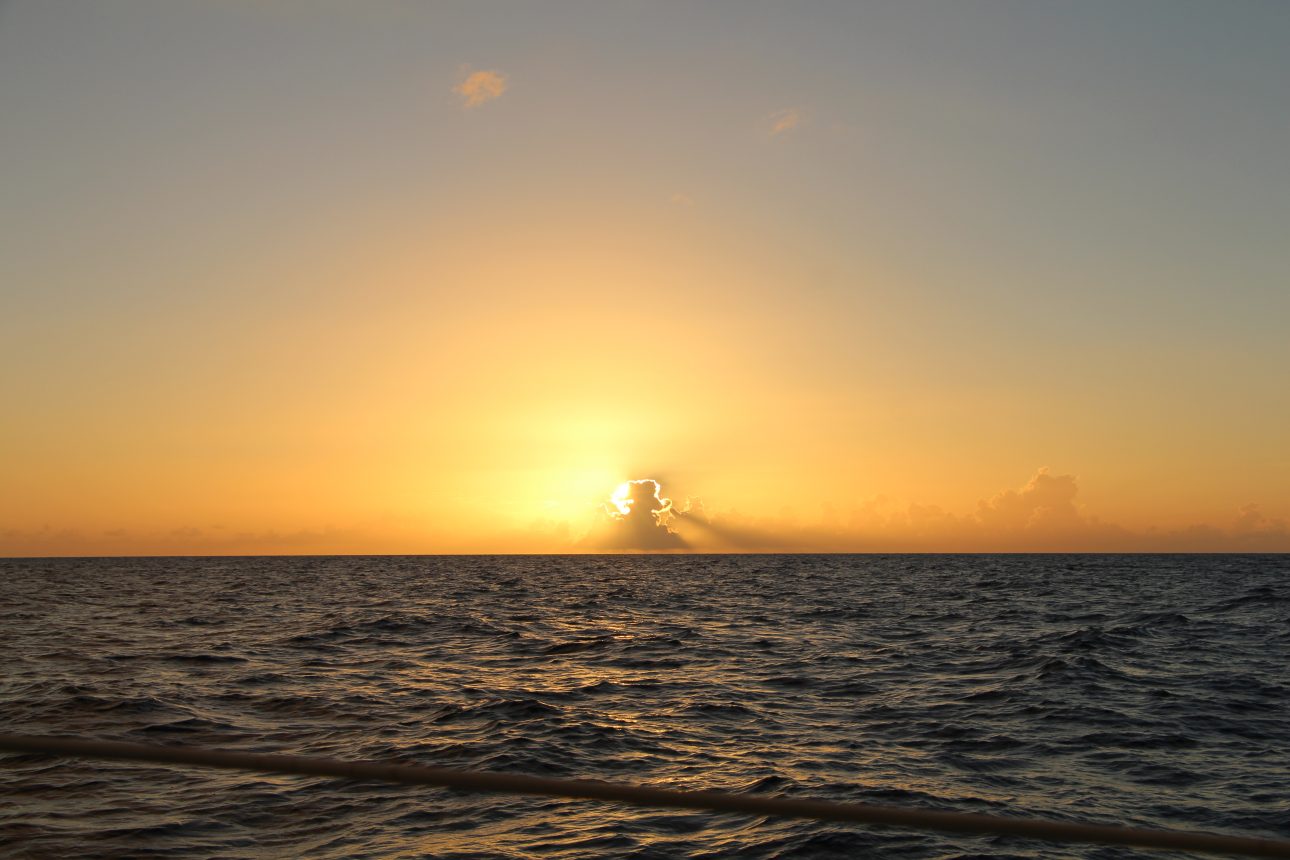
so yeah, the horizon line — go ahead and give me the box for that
[4,551,1287,561]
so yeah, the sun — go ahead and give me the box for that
[610,482,634,516]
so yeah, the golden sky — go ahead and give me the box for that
[2,2,1288,555]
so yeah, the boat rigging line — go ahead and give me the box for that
[3,733,1288,858]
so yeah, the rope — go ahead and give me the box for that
[3,733,1288,858]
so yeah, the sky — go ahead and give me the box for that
[2,1,1288,555]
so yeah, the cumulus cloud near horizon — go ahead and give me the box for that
[454,67,508,108]
[579,479,686,550]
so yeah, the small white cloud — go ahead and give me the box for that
[454,67,508,108]
[768,107,802,135]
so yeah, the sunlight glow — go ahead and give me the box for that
[610,482,634,517]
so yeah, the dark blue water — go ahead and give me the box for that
[2,555,1287,858]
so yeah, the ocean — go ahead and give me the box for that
[2,554,1287,859]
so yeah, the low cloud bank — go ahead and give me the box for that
[5,470,1287,556]
[581,469,1290,553]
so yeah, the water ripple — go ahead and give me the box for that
[2,554,1288,858]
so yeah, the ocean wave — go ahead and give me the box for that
[3,553,1288,858]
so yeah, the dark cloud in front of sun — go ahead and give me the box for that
[582,479,686,550]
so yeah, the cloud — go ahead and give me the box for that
[0,521,447,557]
[1232,503,1288,536]
[579,469,1290,553]
[454,68,508,108]
[8,472,1287,557]
[768,107,802,136]
[975,468,1083,533]
[580,479,686,550]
